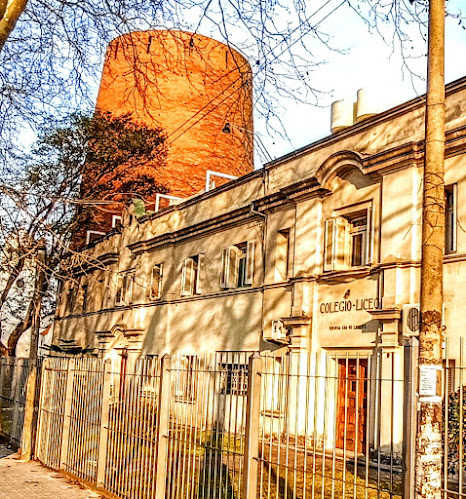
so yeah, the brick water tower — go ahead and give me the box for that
[80,30,254,243]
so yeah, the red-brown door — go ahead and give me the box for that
[336,358,367,453]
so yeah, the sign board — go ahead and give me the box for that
[419,365,442,402]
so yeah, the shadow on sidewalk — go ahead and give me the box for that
[0,439,18,460]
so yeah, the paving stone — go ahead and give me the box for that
[0,444,104,499]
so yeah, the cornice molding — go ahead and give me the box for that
[129,206,263,254]
[265,75,466,169]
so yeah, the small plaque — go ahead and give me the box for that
[419,365,442,401]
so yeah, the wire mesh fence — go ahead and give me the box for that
[30,341,466,499]
[0,356,29,447]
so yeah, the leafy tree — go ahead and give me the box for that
[0,111,168,355]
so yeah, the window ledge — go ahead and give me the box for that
[319,265,373,283]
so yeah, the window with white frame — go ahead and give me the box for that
[445,184,457,254]
[112,215,122,228]
[148,264,163,301]
[181,254,204,297]
[115,270,135,306]
[86,230,106,245]
[220,241,255,289]
[324,204,372,271]
[348,213,368,267]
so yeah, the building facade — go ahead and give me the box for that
[53,76,466,451]
[53,75,466,455]
[55,75,466,357]
[79,30,254,245]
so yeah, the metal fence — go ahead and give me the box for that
[32,341,466,499]
[443,337,466,499]
[36,356,163,499]
[166,351,252,499]
[0,356,29,447]
[257,351,404,499]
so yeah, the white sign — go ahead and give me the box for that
[419,365,442,401]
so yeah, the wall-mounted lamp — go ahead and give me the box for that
[221,122,273,162]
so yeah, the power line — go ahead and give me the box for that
[166,0,346,153]
[164,0,344,144]
[1,2,347,208]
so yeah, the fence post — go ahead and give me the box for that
[96,360,111,489]
[60,358,75,470]
[403,336,419,499]
[154,354,171,499]
[242,352,263,499]
[34,357,49,459]
[0,357,5,436]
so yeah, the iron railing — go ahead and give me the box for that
[31,341,466,499]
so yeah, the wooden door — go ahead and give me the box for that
[336,358,367,453]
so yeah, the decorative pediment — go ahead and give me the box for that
[315,150,366,188]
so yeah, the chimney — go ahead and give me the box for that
[330,99,354,134]
[331,87,384,134]
[355,88,380,123]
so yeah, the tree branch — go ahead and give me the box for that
[0,0,29,53]
[0,255,24,309]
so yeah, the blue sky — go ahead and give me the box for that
[14,0,466,170]
[254,0,466,164]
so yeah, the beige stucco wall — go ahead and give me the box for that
[54,76,466,374]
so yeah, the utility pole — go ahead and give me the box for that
[20,242,46,461]
[416,0,445,498]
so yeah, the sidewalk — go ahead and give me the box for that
[0,443,104,499]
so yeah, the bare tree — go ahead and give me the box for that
[0,0,369,171]
[1,0,464,355]
[1,0,465,166]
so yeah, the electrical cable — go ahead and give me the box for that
[165,0,346,153]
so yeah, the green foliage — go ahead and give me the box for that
[445,386,466,475]
[24,111,168,206]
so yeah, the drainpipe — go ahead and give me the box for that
[250,195,267,352]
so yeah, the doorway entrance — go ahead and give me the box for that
[336,358,368,453]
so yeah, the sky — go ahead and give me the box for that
[251,0,466,165]
[12,0,466,170]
